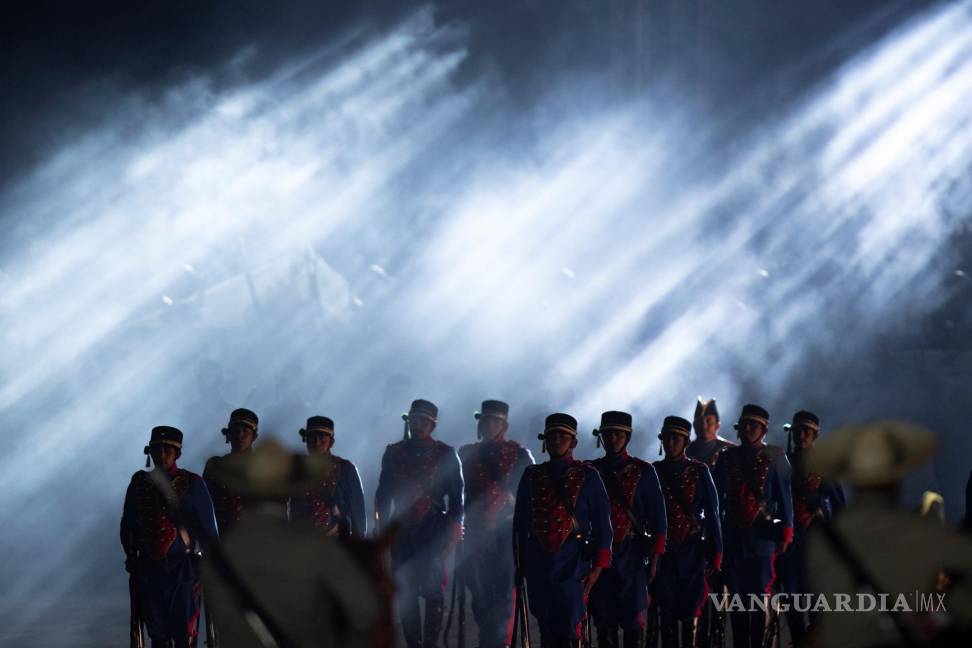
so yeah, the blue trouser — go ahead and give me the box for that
[392,516,448,648]
[653,540,707,619]
[136,555,199,643]
[589,539,647,630]
[464,529,515,648]
[524,538,588,640]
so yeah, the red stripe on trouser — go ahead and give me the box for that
[504,586,516,644]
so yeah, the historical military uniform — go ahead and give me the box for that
[203,408,259,536]
[775,411,845,647]
[686,398,735,469]
[457,400,534,648]
[120,426,219,648]
[375,399,464,648]
[686,399,733,648]
[807,421,972,647]
[289,416,367,538]
[653,416,723,648]
[712,405,793,648]
[588,411,668,648]
[513,413,613,648]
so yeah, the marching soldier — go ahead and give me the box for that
[375,399,464,648]
[653,416,723,648]
[686,398,733,648]
[687,398,735,469]
[120,426,219,648]
[776,410,845,647]
[512,413,613,648]
[289,415,367,538]
[203,408,259,536]
[712,405,793,648]
[457,400,534,648]
[588,411,668,648]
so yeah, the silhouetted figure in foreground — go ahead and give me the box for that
[808,421,972,647]
[201,440,385,648]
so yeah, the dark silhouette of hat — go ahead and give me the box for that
[541,413,578,438]
[593,411,633,437]
[299,416,334,440]
[207,440,338,498]
[409,399,438,420]
[694,397,719,422]
[147,425,183,448]
[735,404,769,428]
[475,400,509,420]
[229,408,259,429]
[783,410,820,432]
[807,421,937,487]
[660,416,692,438]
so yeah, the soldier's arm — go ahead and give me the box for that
[773,452,795,545]
[346,461,367,537]
[642,464,667,555]
[700,464,723,570]
[445,449,464,546]
[120,476,138,555]
[189,476,220,544]
[512,467,531,556]
[374,447,393,522]
[587,468,613,569]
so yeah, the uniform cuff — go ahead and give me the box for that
[782,526,794,544]
[452,522,464,544]
[594,548,612,569]
[653,532,667,555]
[711,552,723,571]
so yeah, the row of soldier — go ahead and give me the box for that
[122,398,930,648]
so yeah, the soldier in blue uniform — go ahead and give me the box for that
[686,399,734,648]
[513,413,613,648]
[289,415,367,538]
[653,416,723,648]
[121,426,219,648]
[588,411,668,648]
[776,410,845,647]
[687,399,735,469]
[375,399,464,648]
[458,400,534,648]
[203,408,259,537]
[712,405,793,648]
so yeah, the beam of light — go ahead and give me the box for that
[2,2,972,642]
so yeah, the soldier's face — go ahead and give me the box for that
[702,415,720,437]
[305,431,334,454]
[408,413,436,440]
[601,428,629,455]
[661,433,688,458]
[738,419,767,445]
[545,430,576,458]
[151,444,179,471]
[477,415,508,442]
[794,425,817,450]
[227,423,257,452]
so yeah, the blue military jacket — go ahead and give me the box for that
[289,454,367,538]
[714,443,793,557]
[589,452,668,554]
[513,457,613,582]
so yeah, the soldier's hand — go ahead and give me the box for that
[776,539,792,554]
[582,567,602,596]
